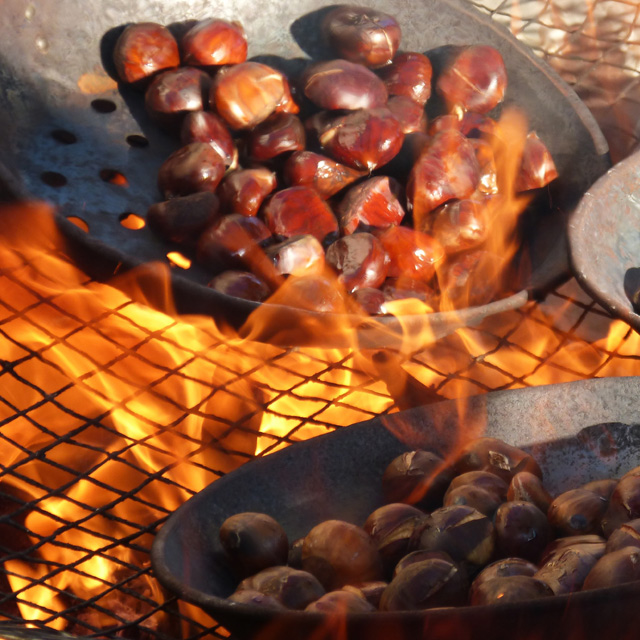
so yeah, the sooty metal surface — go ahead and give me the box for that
[0,0,610,340]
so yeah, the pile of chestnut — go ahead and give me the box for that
[216,437,640,613]
[112,6,558,314]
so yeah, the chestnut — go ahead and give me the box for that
[318,107,405,171]
[435,45,507,114]
[382,449,454,510]
[217,168,277,217]
[375,225,444,282]
[343,581,388,608]
[302,59,388,111]
[262,186,339,245]
[112,22,179,85]
[443,484,504,518]
[301,519,383,590]
[470,557,538,600]
[381,277,438,307]
[207,271,272,302]
[393,549,457,578]
[304,589,375,613]
[146,191,220,244]
[157,142,225,199]
[547,488,608,537]
[507,471,554,515]
[606,519,640,553]
[211,61,296,130]
[325,232,389,293]
[266,273,346,314]
[180,111,238,170]
[493,500,552,563]
[535,545,603,595]
[540,534,606,565]
[180,18,248,67]
[322,5,401,68]
[453,437,542,484]
[582,546,640,591]
[469,575,553,606]
[246,112,306,162]
[379,52,433,106]
[380,557,468,611]
[601,474,640,538]
[283,151,366,199]
[219,512,288,578]
[515,131,559,191]
[428,199,489,256]
[238,566,325,609]
[412,505,495,567]
[227,589,286,610]
[337,176,406,235]
[265,234,326,277]
[144,67,210,129]
[351,287,387,315]
[582,478,618,501]
[386,95,428,135]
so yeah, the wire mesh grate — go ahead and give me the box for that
[2,1,640,638]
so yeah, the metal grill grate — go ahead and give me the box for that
[2,1,640,639]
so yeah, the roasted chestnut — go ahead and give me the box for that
[507,471,554,515]
[469,557,538,602]
[379,52,433,106]
[601,474,640,538]
[208,271,272,302]
[582,546,640,591]
[469,575,553,606]
[547,488,608,537]
[535,545,603,595]
[227,588,286,610]
[180,111,238,170]
[217,168,277,217]
[246,112,306,162]
[301,519,383,590]
[304,589,375,613]
[606,519,640,553]
[219,512,289,578]
[493,501,552,563]
[180,18,248,67]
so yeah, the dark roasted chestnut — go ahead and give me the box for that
[301,519,383,590]
[304,589,375,613]
[227,588,286,610]
[265,235,326,277]
[208,270,272,302]
[507,471,554,515]
[181,18,248,67]
[219,512,289,578]
[238,566,325,609]
[265,273,346,314]
[113,22,180,85]
[470,557,538,602]
[547,488,608,537]
[606,519,640,553]
[382,449,454,510]
[380,558,468,611]
[493,500,552,563]
[217,168,277,217]
[535,545,603,595]
[469,575,553,606]
[322,5,401,68]
[582,546,640,591]
[246,112,306,162]
[343,581,388,608]
[601,475,640,538]
[393,549,457,578]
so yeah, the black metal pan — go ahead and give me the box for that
[152,376,640,640]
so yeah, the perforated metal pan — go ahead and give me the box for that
[0,0,610,346]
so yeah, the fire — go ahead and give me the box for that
[0,159,639,637]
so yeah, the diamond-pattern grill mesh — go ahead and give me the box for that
[2,1,640,639]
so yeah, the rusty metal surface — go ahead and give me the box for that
[0,0,610,342]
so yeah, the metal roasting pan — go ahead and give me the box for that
[0,0,610,346]
[152,376,640,640]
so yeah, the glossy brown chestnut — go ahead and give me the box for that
[325,232,388,293]
[407,129,480,226]
[181,18,248,66]
[507,471,554,515]
[246,112,306,162]
[146,191,220,244]
[343,581,388,608]
[436,45,507,114]
[493,500,552,563]
[180,111,238,170]
[227,589,286,610]
[376,225,444,282]
[217,168,277,217]
[428,198,489,256]
[412,505,495,567]
[471,139,499,195]
[469,575,553,606]
[382,449,454,510]
[351,287,387,315]
[337,176,405,235]
[144,67,210,129]
[515,131,559,191]
[379,52,433,106]
[219,512,289,578]
[283,151,366,199]
[547,488,608,537]
[207,270,272,302]
[301,519,383,590]
[470,557,538,600]
[302,59,388,111]
[319,107,405,171]
[113,22,180,85]
[535,545,603,595]
[305,589,375,613]
[453,437,542,484]
[386,95,428,135]
[265,273,345,314]
[262,186,339,244]
[238,566,326,609]
[380,558,468,611]
[196,213,273,273]
[322,5,401,68]
[601,474,640,537]
[446,470,509,502]
[211,62,297,130]
[582,478,618,501]
[443,484,504,517]
[606,519,640,553]
[540,534,606,565]
[392,550,457,578]
[265,235,326,276]
[157,142,226,199]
